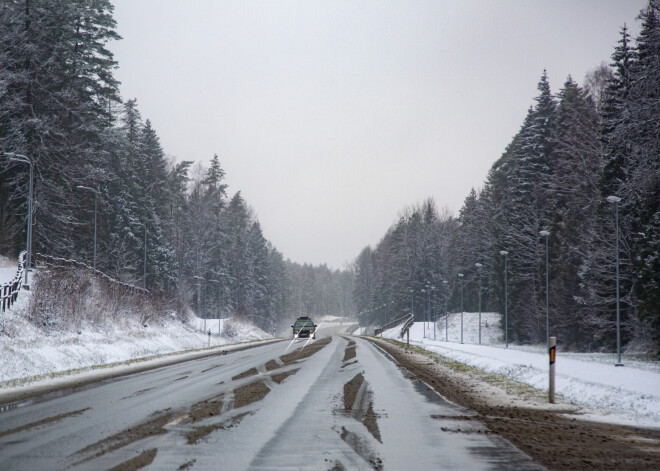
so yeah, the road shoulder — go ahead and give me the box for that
[367,337,660,471]
[0,339,282,407]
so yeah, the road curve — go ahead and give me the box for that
[0,330,543,470]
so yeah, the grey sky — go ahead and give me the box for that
[109,0,645,269]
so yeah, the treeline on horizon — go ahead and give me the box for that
[352,3,660,351]
[0,0,354,332]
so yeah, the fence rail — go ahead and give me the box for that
[1,251,26,313]
[36,253,147,295]
[374,312,412,336]
[399,313,415,338]
[344,323,360,335]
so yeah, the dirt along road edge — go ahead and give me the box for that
[367,337,660,471]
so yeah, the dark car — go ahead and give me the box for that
[292,316,317,339]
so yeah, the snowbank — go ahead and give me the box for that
[0,279,271,387]
[380,315,660,428]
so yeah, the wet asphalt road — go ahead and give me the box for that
[0,323,543,470]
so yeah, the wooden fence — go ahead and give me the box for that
[1,251,26,313]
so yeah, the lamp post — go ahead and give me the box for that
[475,263,483,344]
[540,230,550,350]
[500,251,509,349]
[607,196,623,366]
[431,285,437,341]
[76,185,98,275]
[458,273,464,344]
[5,153,33,287]
[421,288,426,338]
[442,280,448,341]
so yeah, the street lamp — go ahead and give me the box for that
[475,263,483,345]
[421,288,426,338]
[431,286,437,341]
[607,195,623,366]
[500,251,509,349]
[4,153,33,287]
[442,280,448,341]
[458,273,464,343]
[539,230,550,350]
[76,185,98,275]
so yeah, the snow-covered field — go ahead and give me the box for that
[380,314,660,428]
[0,271,271,388]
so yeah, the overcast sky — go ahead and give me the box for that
[109,0,646,269]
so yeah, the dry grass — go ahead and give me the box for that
[27,268,172,331]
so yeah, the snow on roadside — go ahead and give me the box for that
[380,315,660,428]
[0,286,271,388]
[0,254,20,285]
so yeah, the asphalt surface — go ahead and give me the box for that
[0,323,543,470]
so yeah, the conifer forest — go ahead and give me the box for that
[1,1,658,350]
[352,4,660,351]
[0,0,354,334]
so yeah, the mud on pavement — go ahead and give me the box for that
[370,338,660,471]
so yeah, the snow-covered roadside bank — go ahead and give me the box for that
[379,318,660,428]
[0,336,281,406]
[0,280,273,392]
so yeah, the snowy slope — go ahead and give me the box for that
[380,315,660,428]
[0,283,271,387]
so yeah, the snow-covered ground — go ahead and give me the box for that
[0,255,20,285]
[380,314,660,428]
[0,275,271,388]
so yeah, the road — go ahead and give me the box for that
[0,323,542,470]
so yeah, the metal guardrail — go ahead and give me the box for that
[1,251,26,313]
[374,312,413,336]
[344,323,360,334]
[399,313,415,338]
[36,253,147,295]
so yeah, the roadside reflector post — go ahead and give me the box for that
[407,329,410,348]
[549,336,556,404]
[208,329,211,348]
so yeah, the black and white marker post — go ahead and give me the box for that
[549,336,556,404]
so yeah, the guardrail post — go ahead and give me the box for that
[549,336,556,404]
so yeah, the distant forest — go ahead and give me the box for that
[352,2,660,351]
[0,0,354,332]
